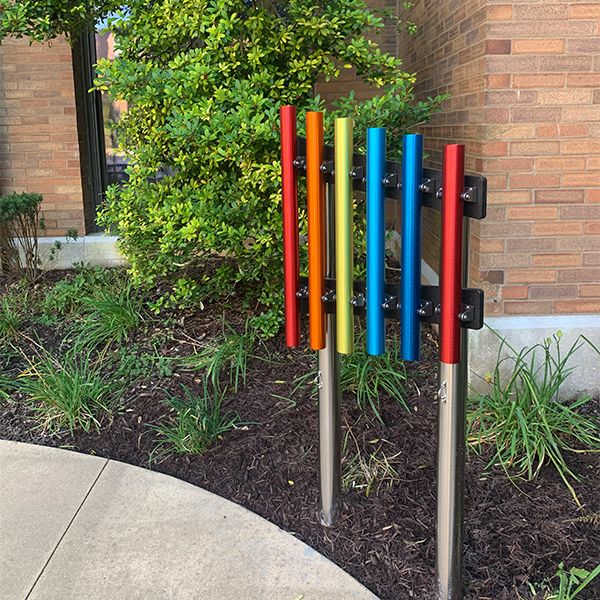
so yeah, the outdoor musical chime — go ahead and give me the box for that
[280,105,488,600]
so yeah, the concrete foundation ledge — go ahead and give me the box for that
[36,233,124,269]
[0,440,377,600]
[469,315,600,398]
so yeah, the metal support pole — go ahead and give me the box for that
[436,219,470,599]
[319,182,341,527]
[437,146,467,600]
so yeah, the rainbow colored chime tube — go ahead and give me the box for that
[366,128,386,356]
[280,106,464,367]
[400,133,424,361]
[334,118,355,355]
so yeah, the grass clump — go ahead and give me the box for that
[17,349,119,434]
[340,330,409,422]
[73,283,143,351]
[522,562,600,600]
[0,296,21,342]
[40,265,125,320]
[151,383,240,461]
[293,329,409,423]
[342,425,402,497]
[179,321,257,392]
[467,331,600,505]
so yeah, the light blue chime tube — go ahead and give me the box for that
[401,133,424,361]
[366,128,386,356]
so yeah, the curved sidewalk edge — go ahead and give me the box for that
[0,440,378,600]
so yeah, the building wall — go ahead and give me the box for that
[0,37,85,236]
[399,0,600,318]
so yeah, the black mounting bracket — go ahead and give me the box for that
[297,277,484,330]
[295,137,487,220]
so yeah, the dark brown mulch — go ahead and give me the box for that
[1,284,599,599]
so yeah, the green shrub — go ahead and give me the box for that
[467,331,600,505]
[0,0,118,41]
[152,383,240,460]
[95,0,446,313]
[0,192,43,280]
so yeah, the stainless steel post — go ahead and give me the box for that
[436,218,470,600]
[319,181,341,527]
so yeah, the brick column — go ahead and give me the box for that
[0,37,85,236]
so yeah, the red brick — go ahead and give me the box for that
[511,141,560,156]
[534,190,585,204]
[567,73,600,87]
[562,173,600,187]
[502,286,528,300]
[536,158,586,171]
[509,173,561,188]
[530,285,578,300]
[506,270,557,284]
[570,4,600,18]
[555,300,600,313]
[507,206,559,221]
[558,268,600,283]
[485,39,511,55]
[515,74,566,89]
[580,285,600,298]
[513,39,565,54]
[532,254,582,267]
[505,301,554,315]
[532,222,585,236]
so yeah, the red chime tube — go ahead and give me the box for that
[306,112,326,350]
[280,106,300,348]
[440,144,465,365]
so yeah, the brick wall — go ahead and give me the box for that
[0,37,85,236]
[399,0,600,316]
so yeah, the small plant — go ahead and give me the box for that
[179,321,257,392]
[342,424,402,496]
[0,192,43,280]
[340,329,409,422]
[112,346,175,383]
[522,562,600,600]
[467,331,600,505]
[16,349,119,433]
[40,265,123,320]
[0,296,21,342]
[151,383,239,461]
[293,329,409,422]
[72,283,143,351]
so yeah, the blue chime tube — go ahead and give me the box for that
[366,128,386,356]
[400,133,424,361]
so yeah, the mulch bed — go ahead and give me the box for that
[1,273,599,600]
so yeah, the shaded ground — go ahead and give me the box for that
[1,272,599,600]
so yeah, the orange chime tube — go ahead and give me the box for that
[306,112,326,350]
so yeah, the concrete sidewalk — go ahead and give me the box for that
[0,440,377,600]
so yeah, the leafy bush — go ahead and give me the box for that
[152,383,240,460]
[0,0,118,41]
[467,331,600,505]
[0,192,43,280]
[95,0,446,314]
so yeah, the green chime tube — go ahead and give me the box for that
[334,117,354,355]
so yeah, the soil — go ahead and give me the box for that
[1,272,599,600]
